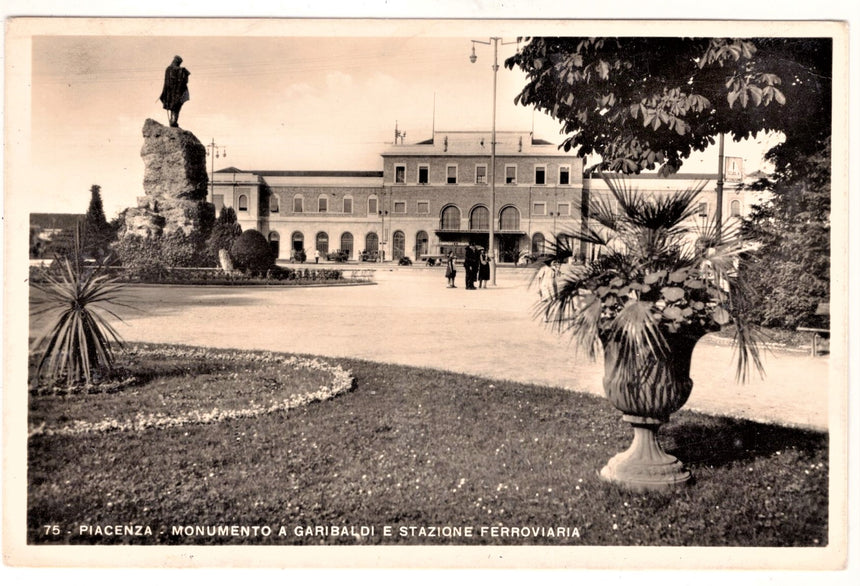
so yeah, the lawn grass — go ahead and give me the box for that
[27,343,828,547]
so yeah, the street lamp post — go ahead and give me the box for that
[471,37,517,286]
[378,210,388,262]
[715,132,725,244]
[206,139,226,209]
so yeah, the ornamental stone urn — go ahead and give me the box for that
[598,332,702,490]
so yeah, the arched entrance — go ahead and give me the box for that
[499,206,522,263]
[340,232,354,258]
[532,232,546,254]
[268,231,280,260]
[365,232,379,253]
[415,230,429,257]
[291,231,304,254]
[315,232,329,256]
[392,230,406,260]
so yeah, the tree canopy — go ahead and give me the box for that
[81,185,115,260]
[505,37,831,176]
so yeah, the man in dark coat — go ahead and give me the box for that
[159,55,190,127]
[464,244,478,289]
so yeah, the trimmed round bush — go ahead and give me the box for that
[229,229,275,276]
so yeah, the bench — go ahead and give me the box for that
[797,303,830,356]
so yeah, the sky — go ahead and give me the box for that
[24,24,782,219]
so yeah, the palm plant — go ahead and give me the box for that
[30,229,126,389]
[542,174,763,489]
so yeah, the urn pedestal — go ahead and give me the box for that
[599,415,690,490]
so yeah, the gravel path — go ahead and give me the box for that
[98,265,831,430]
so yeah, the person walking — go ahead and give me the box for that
[159,55,190,128]
[478,248,490,288]
[536,260,560,321]
[314,249,320,264]
[445,251,457,288]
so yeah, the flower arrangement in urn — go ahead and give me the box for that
[542,174,763,490]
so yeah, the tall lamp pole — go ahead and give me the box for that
[471,37,517,286]
[206,139,226,208]
[715,132,725,244]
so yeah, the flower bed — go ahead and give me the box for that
[28,265,351,286]
[28,344,354,438]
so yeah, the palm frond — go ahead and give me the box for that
[536,171,765,388]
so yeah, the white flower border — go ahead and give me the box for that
[28,345,354,439]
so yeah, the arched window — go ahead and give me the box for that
[318,195,329,213]
[316,232,329,255]
[293,194,304,213]
[268,231,280,259]
[499,206,520,231]
[532,232,546,254]
[270,194,279,213]
[441,205,461,230]
[365,232,379,252]
[238,194,248,211]
[291,231,304,253]
[415,230,429,257]
[470,205,489,230]
[393,231,406,259]
[730,199,741,217]
[340,232,354,256]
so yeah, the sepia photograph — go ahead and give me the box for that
[2,10,854,574]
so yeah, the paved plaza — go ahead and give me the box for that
[99,265,831,430]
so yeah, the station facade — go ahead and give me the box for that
[209,130,751,262]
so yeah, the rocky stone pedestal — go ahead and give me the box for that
[118,119,212,240]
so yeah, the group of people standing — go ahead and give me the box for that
[445,244,490,289]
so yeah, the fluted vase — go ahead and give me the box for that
[598,333,702,490]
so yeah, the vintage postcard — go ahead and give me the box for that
[3,16,852,572]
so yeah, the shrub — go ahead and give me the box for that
[229,229,275,276]
[114,229,212,277]
[30,235,126,388]
[205,206,243,266]
[113,234,168,280]
[266,265,296,281]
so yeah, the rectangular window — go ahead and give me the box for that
[559,165,570,185]
[418,165,429,184]
[294,197,303,213]
[395,166,406,184]
[505,165,517,184]
[476,165,487,184]
[343,198,353,214]
[394,201,406,214]
[535,165,546,185]
[368,198,378,215]
[318,198,328,213]
[447,165,457,184]
[417,201,429,214]
[698,202,708,216]
[212,194,224,211]
[557,202,571,216]
[533,202,547,215]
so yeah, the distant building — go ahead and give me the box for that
[209,130,756,263]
